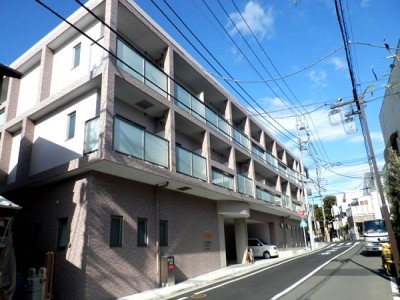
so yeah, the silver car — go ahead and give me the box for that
[248,238,279,259]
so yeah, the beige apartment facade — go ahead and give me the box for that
[0,0,306,298]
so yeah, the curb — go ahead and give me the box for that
[118,244,329,300]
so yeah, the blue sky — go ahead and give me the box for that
[1,0,399,200]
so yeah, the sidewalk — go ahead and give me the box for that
[118,243,329,300]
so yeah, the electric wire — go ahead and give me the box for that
[42,0,308,183]
[156,0,299,144]
[37,0,296,175]
[227,0,331,165]
[37,0,392,198]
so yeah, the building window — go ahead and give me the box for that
[73,43,81,68]
[110,215,123,247]
[57,218,68,250]
[67,111,76,140]
[137,218,147,246]
[160,220,168,246]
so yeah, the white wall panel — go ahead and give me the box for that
[30,91,99,175]
[17,66,40,116]
[8,132,21,184]
[50,21,103,95]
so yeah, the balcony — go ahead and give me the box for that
[174,83,230,138]
[233,128,251,152]
[83,116,99,154]
[237,174,254,197]
[116,39,167,98]
[212,168,234,190]
[113,116,169,168]
[176,146,207,181]
[256,188,280,205]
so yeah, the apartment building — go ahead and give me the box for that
[0,0,306,298]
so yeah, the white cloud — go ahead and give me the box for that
[228,1,274,40]
[369,131,384,143]
[251,97,350,147]
[245,95,386,196]
[308,70,328,88]
[328,56,347,70]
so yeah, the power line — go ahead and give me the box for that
[208,44,344,83]
[155,0,299,144]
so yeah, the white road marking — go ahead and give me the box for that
[268,243,359,300]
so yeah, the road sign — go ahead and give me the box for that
[298,210,306,218]
[300,219,307,228]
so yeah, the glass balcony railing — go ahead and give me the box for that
[113,117,169,168]
[278,163,287,177]
[281,195,291,209]
[212,169,234,190]
[256,188,281,205]
[233,128,251,152]
[173,84,302,186]
[116,39,167,98]
[114,39,301,189]
[237,174,253,197]
[176,146,207,181]
[83,116,99,154]
[89,37,104,71]
[266,153,278,169]
[252,144,265,160]
[174,83,230,138]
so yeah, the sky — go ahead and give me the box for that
[1,0,399,202]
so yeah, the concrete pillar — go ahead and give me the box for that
[218,215,227,267]
[234,218,247,264]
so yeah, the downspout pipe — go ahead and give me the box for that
[155,182,169,287]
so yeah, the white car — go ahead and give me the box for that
[248,238,279,259]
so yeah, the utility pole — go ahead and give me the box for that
[331,94,400,278]
[332,0,400,278]
[297,117,315,250]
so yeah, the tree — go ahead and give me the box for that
[384,147,400,245]
[322,195,336,222]
[322,195,336,239]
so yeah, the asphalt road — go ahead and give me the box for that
[170,241,396,300]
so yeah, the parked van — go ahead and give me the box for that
[248,238,279,259]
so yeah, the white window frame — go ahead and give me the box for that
[72,43,81,69]
[66,111,76,140]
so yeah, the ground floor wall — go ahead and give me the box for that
[224,210,304,262]
[248,210,304,248]
[10,171,222,299]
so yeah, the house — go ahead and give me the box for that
[331,172,384,240]
[0,0,306,298]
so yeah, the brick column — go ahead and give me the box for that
[16,118,35,181]
[39,46,54,101]
[99,0,118,157]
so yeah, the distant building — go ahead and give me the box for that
[0,0,306,298]
[332,172,384,239]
